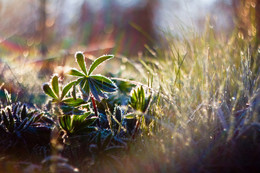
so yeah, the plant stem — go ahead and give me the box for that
[132,117,140,140]
[91,96,100,126]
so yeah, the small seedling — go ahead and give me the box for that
[42,75,86,107]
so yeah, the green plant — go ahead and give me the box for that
[89,132,125,167]
[0,102,53,154]
[68,52,117,102]
[67,52,118,124]
[42,74,86,107]
[111,106,123,134]
[59,112,97,139]
[128,86,152,138]
[129,86,151,113]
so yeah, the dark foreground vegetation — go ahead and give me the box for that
[0,1,260,173]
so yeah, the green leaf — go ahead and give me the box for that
[82,112,91,119]
[4,89,11,104]
[63,98,86,107]
[61,81,76,100]
[21,104,27,120]
[88,55,114,75]
[88,78,101,102]
[90,79,108,99]
[72,84,77,100]
[92,78,117,92]
[7,108,14,132]
[23,115,36,130]
[17,117,29,131]
[80,117,97,127]
[80,78,90,101]
[43,83,58,99]
[51,75,59,97]
[2,110,9,129]
[75,52,87,75]
[59,115,72,132]
[102,132,112,150]
[91,75,117,92]
[33,113,43,123]
[68,69,86,77]
[114,106,122,123]
[91,75,114,84]
[125,113,136,119]
[97,132,102,149]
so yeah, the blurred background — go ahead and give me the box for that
[0,0,258,57]
[0,0,259,105]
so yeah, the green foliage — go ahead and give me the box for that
[0,102,53,153]
[88,54,114,75]
[68,52,117,102]
[129,86,151,113]
[2,14,260,172]
[89,132,125,164]
[0,88,13,107]
[42,75,86,107]
[59,112,98,137]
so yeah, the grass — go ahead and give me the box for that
[0,20,260,173]
[94,26,260,172]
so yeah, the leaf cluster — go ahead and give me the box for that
[59,112,97,137]
[0,103,53,152]
[68,52,117,102]
[129,86,151,113]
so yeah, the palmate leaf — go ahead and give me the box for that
[88,55,114,75]
[67,53,117,102]
[43,75,83,106]
[75,52,87,75]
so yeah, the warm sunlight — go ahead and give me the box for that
[0,0,259,173]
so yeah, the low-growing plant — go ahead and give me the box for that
[41,52,133,169]
[88,132,125,169]
[68,52,117,120]
[0,102,53,156]
[128,86,152,138]
[42,74,85,106]
[68,52,117,102]
[59,112,97,141]
[129,86,151,113]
